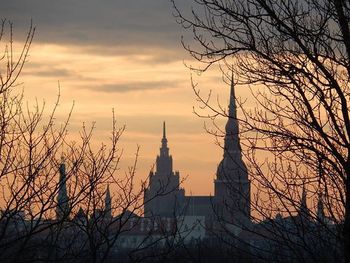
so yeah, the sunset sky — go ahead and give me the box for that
[0,0,252,195]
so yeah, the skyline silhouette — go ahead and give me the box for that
[0,0,253,196]
[0,0,346,262]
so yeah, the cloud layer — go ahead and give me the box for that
[1,0,190,56]
[0,0,234,195]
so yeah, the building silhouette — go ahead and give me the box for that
[45,78,340,262]
[56,158,70,220]
[214,75,250,225]
[144,76,251,226]
[144,122,185,217]
[104,184,112,219]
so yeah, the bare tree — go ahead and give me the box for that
[172,0,350,261]
[0,20,192,263]
[0,19,130,262]
[0,20,178,262]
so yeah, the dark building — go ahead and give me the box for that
[214,76,250,226]
[144,122,185,217]
[144,77,251,227]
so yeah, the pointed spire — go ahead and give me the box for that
[161,121,168,149]
[299,185,310,219]
[57,159,70,220]
[105,184,112,218]
[223,72,240,153]
[105,184,111,202]
[156,121,172,174]
[160,121,169,157]
[216,72,248,182]
[163,121,166,139]
[228,71,237,119]
[214,71,251,224]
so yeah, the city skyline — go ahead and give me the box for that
[0,0,253,196]
[0,1,346,262]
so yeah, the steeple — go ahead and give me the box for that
[214,73,251,224]
[157,122,172,174]
[105,184,112,218]
[144,122,182,217]
[161,121,168,149]
[216,74,248,181]
[228,72,237,119]
[224,73,240,154]
[56,158,70,220]
[299,185,310,219]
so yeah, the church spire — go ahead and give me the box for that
[56,158,70,220]
[160,121,169,157]
[216,73,248,181]
[214,73,251,224]
[299,185,310,219]
[223,73,240,156]
[162,121,167,148]
[228,72,237,119]
[105,184,112,218]
[156,122,172,175]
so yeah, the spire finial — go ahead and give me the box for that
[163,121,166,139]
[160,121,169,156]
[229,72,237,118]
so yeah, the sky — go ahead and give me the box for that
[0,0,250,196]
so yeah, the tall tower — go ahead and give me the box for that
[56,158,70,220]
[214,75,251,225]
[144,122,185,217]
[104,184,112,218]
[156,122,173,175]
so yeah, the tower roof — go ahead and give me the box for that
[163,121,166,139]
[298,184,310,219]
[161,121,168,148]
[156,121,173,175]
[105,184,111,201]
[229,72,237,119]
[216,73,248,181]
[57,159,70,220]
[105,184,112,217]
